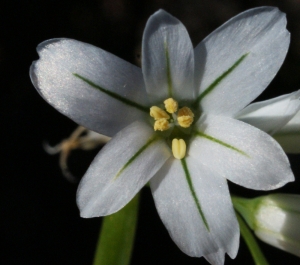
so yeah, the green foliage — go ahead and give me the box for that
[93,194,140,265]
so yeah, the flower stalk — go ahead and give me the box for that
[93,193,140,265]
[236,213,269,265]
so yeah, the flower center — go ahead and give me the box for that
[149,98,195,160]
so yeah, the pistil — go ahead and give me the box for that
[172,138,186,159]
[149,98,195,159]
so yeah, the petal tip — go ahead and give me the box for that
[76,197,100,218]
[79,208,97,218]
[292,89,300,100]
[36,38,67,54]
[147,9,178,26]
[262,171,295,191]
[152,9,170,17]
[29,62,37,85]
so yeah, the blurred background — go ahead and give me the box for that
[2,0,300,264]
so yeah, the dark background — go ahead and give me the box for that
[2,0,300,264]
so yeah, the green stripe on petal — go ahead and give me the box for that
[194,130,249,157]
[73,73,149,113]
[193,53,249,106]
[164,41,173,97]
[114,135,159,180]
[181,158,210,231]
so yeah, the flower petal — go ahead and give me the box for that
[204,249,225,265]
[150,157,239,259]
[189,115,294,190]
[274,110,300,153]
[30,38,149,137]
[194,7,290,116]
[142,10,195,104]
[77,121,171,217]
[236,90,300,135]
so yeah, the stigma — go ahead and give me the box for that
[172,138,186,159]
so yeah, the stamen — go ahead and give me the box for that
[164,98,178,113]
[150,106,170,120]
[172,138,186,159]
[177,107,194,128]
[154,118,170,131]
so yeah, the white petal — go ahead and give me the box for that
[142,9,195,104]
[204,249,225,265]
[274,110,300,153]
[150,157,239,259]
[236,90,300,135]
[77,121,171,217]
[30,38,149,137]
[194,7,290,116]
[189,115,294,190]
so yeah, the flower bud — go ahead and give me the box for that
[233,194,300,257]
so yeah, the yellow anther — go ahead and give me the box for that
[154,118,170,131]
[164,98,178,113]
[172,138,186,159]
[150,106,170,120]
[177,107,194,128]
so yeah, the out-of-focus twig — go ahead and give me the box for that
[43,126,111,183]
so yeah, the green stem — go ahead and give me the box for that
[236,213,269,265]
[93,193,140,265]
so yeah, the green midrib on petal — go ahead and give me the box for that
[164,41,173,97]
[73,73,149,113]
[181,158,210,231]
[194,131,249,157]
[193,53,249,106]
[114,135,159,180]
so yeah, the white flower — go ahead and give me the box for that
[236,90,300,151]
[274,109,300,153]
[30,7,295,264]
[235,90,300,136]
[235,194,300,257]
